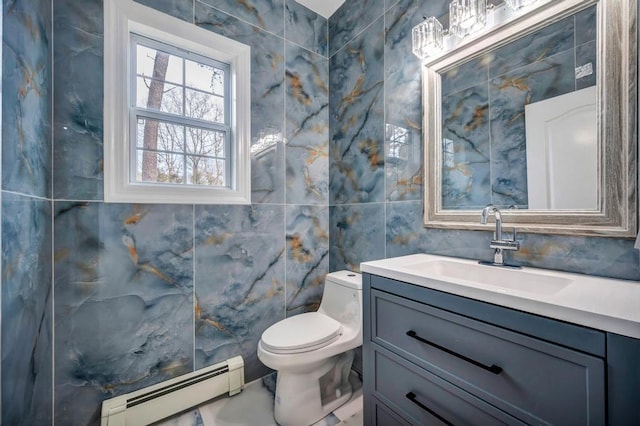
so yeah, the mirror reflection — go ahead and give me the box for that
[439,5,597,211]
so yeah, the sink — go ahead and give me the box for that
[403,260,573,295]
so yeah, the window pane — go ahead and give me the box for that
[136,118,185,153]
[136,77,183,115]
[186,127,225,157]
[185,59,224,95]
[136,44,183,85]
[185,88,225,123]
[187,156,225,186]
[137,150,184,184]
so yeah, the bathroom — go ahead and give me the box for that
[2,0,638,424]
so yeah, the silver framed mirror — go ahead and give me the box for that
[422,0,637,237]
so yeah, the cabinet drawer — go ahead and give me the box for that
[369,397,411,426]
[373,346,525,426]
[372,289,605,425]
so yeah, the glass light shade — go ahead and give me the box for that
[412,17,444,60]
[449,0,487,37]
[505,0,540,10]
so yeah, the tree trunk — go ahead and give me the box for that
[141,51,170,182]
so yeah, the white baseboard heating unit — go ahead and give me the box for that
[100,355,244,426]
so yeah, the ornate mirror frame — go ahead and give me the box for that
[423,0,637,237]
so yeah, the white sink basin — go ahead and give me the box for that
[403,259,573,295]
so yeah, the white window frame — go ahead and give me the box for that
[104,0,251,204]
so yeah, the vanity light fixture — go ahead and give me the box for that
[505,0,540,10]
[412,16,444,60]
[449,0,487,37]
[411,0,545,60]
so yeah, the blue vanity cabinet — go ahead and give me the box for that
[363,273,639,425]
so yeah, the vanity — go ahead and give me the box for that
[361,254,640,425]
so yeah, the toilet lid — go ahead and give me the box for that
[261,313,343,354]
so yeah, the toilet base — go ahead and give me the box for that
[273,350,354,426]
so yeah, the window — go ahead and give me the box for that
[104,0,251,204]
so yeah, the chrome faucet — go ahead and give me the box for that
[480,204,520,267]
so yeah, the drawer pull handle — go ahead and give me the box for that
[406,392,454,426]
[406,330,503,375]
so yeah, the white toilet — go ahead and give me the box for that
[257,270,362,426]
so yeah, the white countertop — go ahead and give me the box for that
[361,254,640,339]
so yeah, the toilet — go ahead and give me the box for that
[257,271,362,426]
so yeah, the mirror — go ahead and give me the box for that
[422,0,637,237]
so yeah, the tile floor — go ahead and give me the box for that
[156,372,363,426]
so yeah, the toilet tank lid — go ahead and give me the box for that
[326,271,362,290]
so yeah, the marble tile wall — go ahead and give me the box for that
[327,0,639,281]
[3,0,330,424]
[2,1,54,426]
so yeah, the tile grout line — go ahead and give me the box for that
[50,0,55,422]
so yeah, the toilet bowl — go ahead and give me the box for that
[257,271,362,426]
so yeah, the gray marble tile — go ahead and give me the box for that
[134,0,194,22]
[329,204,385,272]
[194,204,285,382]
[488,15,574,79]
[197,0,284,36]
[441,83,491,209]
[53,0,104,200]
[285,205,329,316]
[489,49,575,207]
[195,3,286,203]
[329,20,385,204]
[1,193,53,425]
[2,0,52,198]
[328,0,384,57]
[285,43,329,205]
[285,0,327,56]
[54,202,194,425]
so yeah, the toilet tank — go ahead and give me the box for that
[318,271,362,331]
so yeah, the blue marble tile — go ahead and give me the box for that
[489,49,575,207]
[2,0,52,198]
[54,202,194,426]
[285,205,329,316]
[441,83,491,209]
[441,55,489,97]
[575,4,597,46]
[386,200,492,261]
[134,0,194,22]
[1,193,53,425]
[576,40,596,90]
[384,0,448,202]
[197,0,285,36]
[512,234,640,281]
[53,0,104,200]
[285,43,329,204]
[329,203,385,272]
[488,15,574,79]
[195,3,286,203]
[194,204,285,382]
[329,20,385,204]
[285,0,327,56]
[328,0,384,57]
[385,201,640,281]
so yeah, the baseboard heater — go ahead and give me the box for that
[100,355,244,426]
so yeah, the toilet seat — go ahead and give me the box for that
[261,312,343,354]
